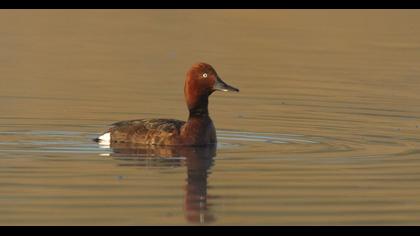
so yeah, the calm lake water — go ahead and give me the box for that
[1,10,420,225]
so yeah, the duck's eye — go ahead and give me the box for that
[202,73,208,78]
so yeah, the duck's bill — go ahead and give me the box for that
[214,76,239,92]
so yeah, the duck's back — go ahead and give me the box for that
[108,119,185,145]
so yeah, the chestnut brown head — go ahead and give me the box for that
[184,63,239,112]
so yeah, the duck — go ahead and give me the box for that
[95,62,239,146]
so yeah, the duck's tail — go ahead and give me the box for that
[93,132,111,145]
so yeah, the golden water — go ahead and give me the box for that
[1,10,420,225]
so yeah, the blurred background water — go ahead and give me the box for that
[1,10,420,225]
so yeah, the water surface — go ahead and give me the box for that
[1,10,420,225]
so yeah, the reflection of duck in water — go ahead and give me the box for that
[183,146,216,223]
[108,143,217,224]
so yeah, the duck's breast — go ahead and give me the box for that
[181,116,216,146]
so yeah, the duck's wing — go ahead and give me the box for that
[108,118,186,145]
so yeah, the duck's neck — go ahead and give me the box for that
[189,108,209,117]
[180,97,216,145]
[187,95,209,118]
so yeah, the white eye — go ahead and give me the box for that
[202,73,208,78]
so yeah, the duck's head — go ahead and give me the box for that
[184,62,239,113]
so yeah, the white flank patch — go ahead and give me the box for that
[97,132,111,146]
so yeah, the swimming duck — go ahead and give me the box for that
[95,62,239,146]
